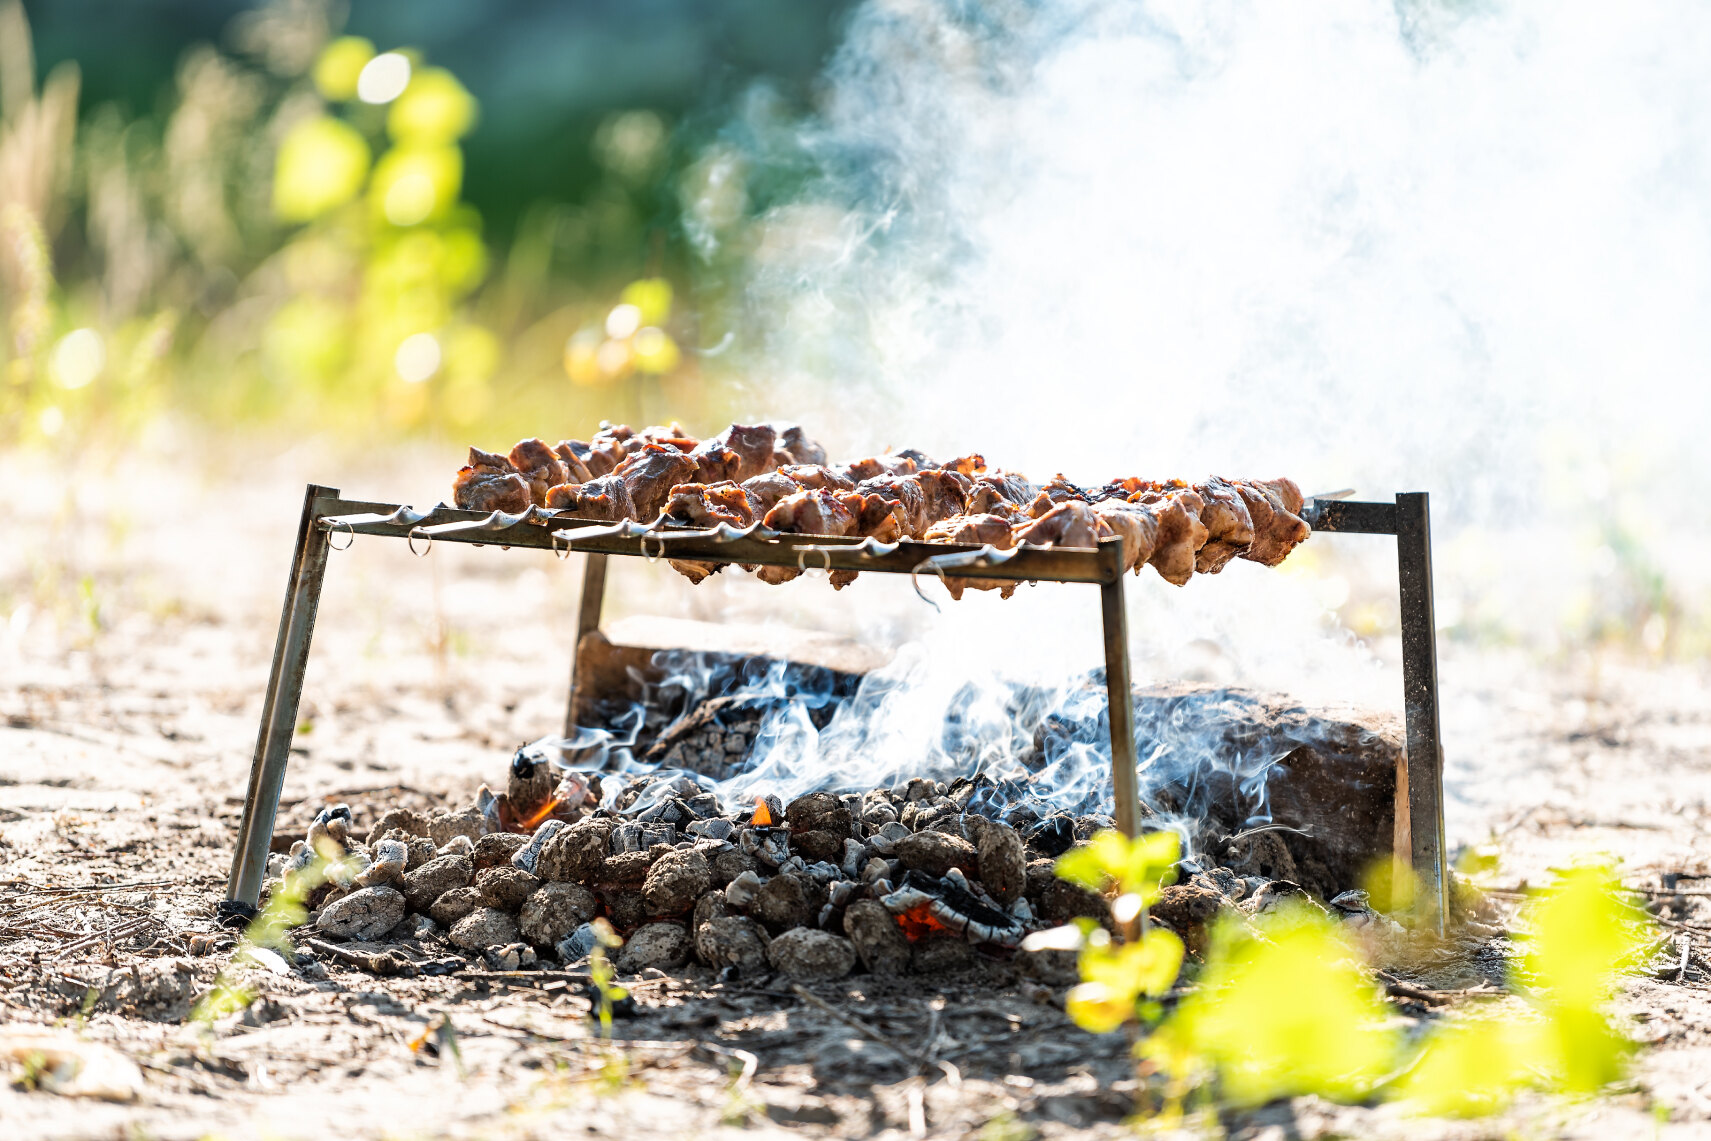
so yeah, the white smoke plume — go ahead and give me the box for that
[597,0,1711,839]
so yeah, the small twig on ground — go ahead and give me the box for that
[304,938,419,977]
[789,984,926,1071]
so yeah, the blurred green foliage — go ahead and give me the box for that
[0,0,813,448]
[1042,836,1653,1123]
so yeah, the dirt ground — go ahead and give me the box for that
[2,442,1709,1139]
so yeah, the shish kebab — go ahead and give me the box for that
[451,422,1309,594]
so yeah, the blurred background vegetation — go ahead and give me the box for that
[1,0,849,447]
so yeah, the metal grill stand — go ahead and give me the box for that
[221,488,1447,931]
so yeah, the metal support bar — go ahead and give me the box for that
[564,553,609,736]
[1395,492,1448,931]
[224,483,338,912]
[1099,547,1142,838]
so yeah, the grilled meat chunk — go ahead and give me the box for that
[855,475,929,538]
[841,454,919,483]
[661,482,757,529]
[550,441,596,483]
[508,438,569,507]
[558,436,624,478]
[1015,500,1103,549]
[921,512,1019,600]
[741,472,803,517]
[1125,483,1209,586]
[773,423,827,466]
[1231,477,1310,566]
[544,474,635,521]
[1092,500,1161,573]
[778,465,856,492]
[616,444,701,520]
[1192,477,1256,573]
[755,489,863,584]
[453,447,532,513]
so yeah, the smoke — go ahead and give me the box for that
[699,0,1711,648]
[583,0,1711,844]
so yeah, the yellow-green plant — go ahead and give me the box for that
[1025,829,1186,1035]
[1391,864,1648,1116]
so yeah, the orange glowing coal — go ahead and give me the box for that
[750,797,774,827]
[893,902,952,942]
[517,796,563,832]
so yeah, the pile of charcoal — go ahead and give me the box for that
[263,756,1403,984]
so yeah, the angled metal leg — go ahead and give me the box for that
[223,484,338,915]
[1395,492,1448,932]
[1099,548,1142,838]
[563,552,609,737]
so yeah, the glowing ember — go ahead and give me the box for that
[750,797,774,827]
[892,901,953,942]
[517,796,564,832]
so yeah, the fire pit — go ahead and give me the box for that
[223,485,1448,934]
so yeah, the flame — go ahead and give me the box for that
[893,901,953,942]
[750,797,774,827]
[518,796,564,832]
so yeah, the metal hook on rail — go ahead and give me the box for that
[796,545,832,578]
[406,528,433,557]
[325,518,355,551]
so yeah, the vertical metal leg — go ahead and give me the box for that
[224,484,338,914]
[563,552,609,737]
[1099,550,1142,838]
[1395,492,1448,932]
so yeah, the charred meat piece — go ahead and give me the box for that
[1125,484,1209,586]
[453,447,532,513]
[690,445,741,484]
[741,472,803,517]
[921,511,1018,600]
[1026,475,1089,518]
[710,424,778,482]
[1015,500,1103,549]
[915,469,971,523]
[551,441,596,483]
[1230,478,1310,566]
[762,488,861,537]
[545,474,636,521]
[667,559,725,585]
[1192,478,1256,573]
[508,438,570,507]
[1091,500,1161,574]
[855,475,930,538]
[559,436,624,478]
[940,454,986,477]
[616,444,701,520]
[966,471,1036,518]
[660,482,758,529]
[756,488,863,585]
[772,424,827,467]
[840,454,920,483]
[777,465,856,492]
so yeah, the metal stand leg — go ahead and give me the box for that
[1395,492,1448,932]
[223,484,338,916]
[563,553,609,736]
[1099,550,1142,838]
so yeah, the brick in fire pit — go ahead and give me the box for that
[841,899,911,976]
[642,848,713,917]
[473,832,528,871]
[518,882,599,949]
[749,872,827,934]
[535,817,613,883]
[316,885,406,941]
[893,831,978,878]
[784,792,853,864]
[450,907,520,951]
[768,927,856,982]
[969,818,1026,905]
[616,922,691,972]
[475,866,540,910]
[699,916,770,977]
[366,808,429,847]
[428,807,486,848]
[402,852,474,912]
[429,886,482,927]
